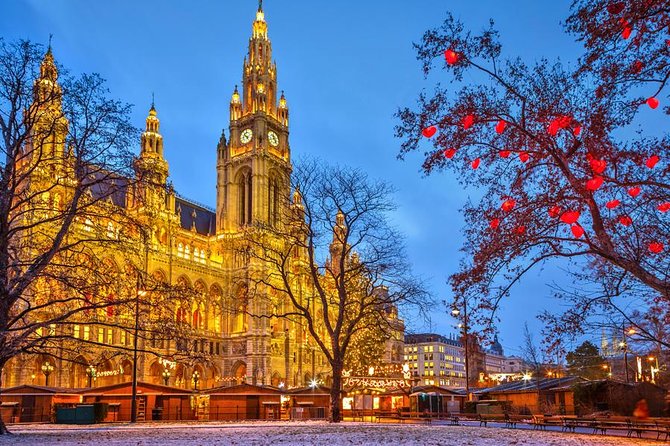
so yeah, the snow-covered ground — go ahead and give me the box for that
[0,421,662,445]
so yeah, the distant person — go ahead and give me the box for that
[633,399,649,419]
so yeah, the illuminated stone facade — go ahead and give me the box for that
[2,5,336,391]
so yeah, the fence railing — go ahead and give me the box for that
[2,405,329,424]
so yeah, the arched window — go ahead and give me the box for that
[176,307,189,325]
[237,169,252,226]
[194,248,199,261]
[107,222,115,239]
[267,174,280,227]
[177,243,184,258]
[184,245,191,259]
[193,309,202,330]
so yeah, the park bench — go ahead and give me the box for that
[530,414,548,430]
[477,413,507,427]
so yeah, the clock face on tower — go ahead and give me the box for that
[268,131,279,147]
[240,128,253,144]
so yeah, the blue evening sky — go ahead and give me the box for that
[2,0,591,357]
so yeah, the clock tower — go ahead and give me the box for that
[217,1,291,233]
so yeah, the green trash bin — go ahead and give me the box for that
[55,405,95,424]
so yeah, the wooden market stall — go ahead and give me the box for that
[80,381,195,422]
[0,384,83,423]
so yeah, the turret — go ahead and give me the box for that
[133,102,169,211]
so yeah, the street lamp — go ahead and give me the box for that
[162,369,171,386]
[41,361,54,386]
[192,371,200,391]
[85,364,97,387]
[451,304,470,400]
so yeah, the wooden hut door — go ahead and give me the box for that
[20,395,36,422]
[246,396,259,419]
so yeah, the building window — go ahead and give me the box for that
[83,325,90,340]
[107,328,113,345]
[177,243,184,258]
[73,325,80,339]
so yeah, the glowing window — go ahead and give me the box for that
[73,325,80,338]
[177,243,184,258]
[83,325,90,340]
[185,245,190,258]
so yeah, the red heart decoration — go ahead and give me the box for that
[628,186,641,198]
[463,114,475,129]
[622,26,632,40]
[571,225,584,238]
[606,199,620,209]
[471,158,481,169]
[514,225,526,235]
[647,97,659,109]
[619,215,632,226]
[557,115,572,128]
[657,202,670,213]
[607,2,624,14]
[632,60,644,74]
[519,152,530,163]
[489,218,500,230]
[573,126,582,137]
[645,155,660,169]
[548,121,560,136]
[649,242,664,254]
[501,199,516,212]
[586,176,604,191]
[443,148,457,159]
[495,120,507,134]
[499,150,511,158]
[589,159,607,174]
[422,126,437,138]
[548,206,561,218]
[444,49,459,65]
[560,211,580,225]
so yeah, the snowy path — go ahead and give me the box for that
[0,421,664,445]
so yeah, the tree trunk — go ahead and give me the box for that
[330,364,343,423]
[0,363,10,435]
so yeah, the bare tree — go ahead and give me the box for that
[242,160,428,422]
[0,40,197,433]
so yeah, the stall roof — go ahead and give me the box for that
[0,384,84,395]
[203,383,282,395]
[79,381,194,396]
[476,377,583,395]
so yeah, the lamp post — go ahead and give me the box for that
[85,365,97,387]
[619,327,636,383]
[451,301,470,400]
[192,371,200,391]
[41,361,54,386]
[162,369,171,386]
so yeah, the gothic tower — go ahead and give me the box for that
[217,1,291,233]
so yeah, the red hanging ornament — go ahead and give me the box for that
[571,225,584,238]
[586,176,604,191]
[514,225,526,235]
[548,206,561,218]
[647,97,660,109]
[501,199,516,212]
[444,49,459,65]
[619,215,633,226]
[560,211,580,225]
[443,148,457,159]
[605,199,620,209]
[489,218,500,229]
[622,26,632,40]
[422,126,437,138]
[463,114,475,129]
[471,158,481,169]
[657,202,670,213]
[648,242,664,254]
[589,159,607,174]
[573,126,582,137]
[519,152,530,163]
[645,155,660,169]
[495,120,507,134]
[628,186,641,198]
